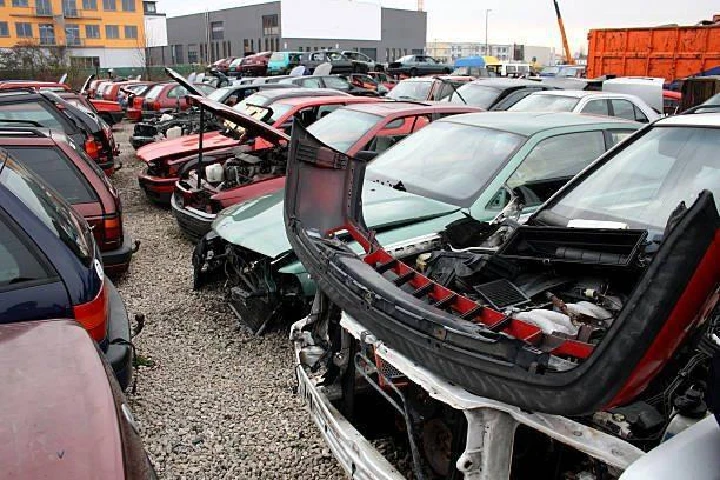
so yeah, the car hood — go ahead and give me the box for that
[137,131,236,162]
[212,181,461,258]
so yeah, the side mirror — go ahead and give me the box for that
[354,150,378,162]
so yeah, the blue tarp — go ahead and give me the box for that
[454,56,486,68]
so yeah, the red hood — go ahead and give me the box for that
[213,175,286,208]
[137,132,238,163]
[89,98,122,113]
[0,320,124,479]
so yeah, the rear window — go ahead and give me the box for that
[3,146,97,204]
[0,213,50,288]
[144,85,165,101]
[0,152,93,266]
[0,101,65,129]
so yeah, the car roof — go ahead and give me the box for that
[0,91,44,102]
[0,320,124,479]
[250,87,347,101]
[442,111,638,136]
[467,78,543,88]
[275,95,379,107]
[344,101,481,116]
[530,90,647,101]
[655,112,720,127]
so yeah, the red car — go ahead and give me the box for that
[368,72,398,91]
[172,101,482,239]
[240,52,272,76]
[124,83,158,122]
[141,82,216,118]
[0,320,156,479]
[137,88,351,204]
[0,128,135,274]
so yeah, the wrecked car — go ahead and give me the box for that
[287,111,720,479]
[172,94,386,240]
[137,87,349,205]
[387,54,453,77]
[386,76,475,102]
[174,101,481,240]
[194,112,640,334]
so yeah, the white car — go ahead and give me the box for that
[508,90,662,123]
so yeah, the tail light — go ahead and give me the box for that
[103,214,123,249]
[85,137,103,160]
[73,280,108,342]
[152,100,161,111]
[133,97,143,109]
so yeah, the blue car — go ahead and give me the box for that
[0,149,133,390]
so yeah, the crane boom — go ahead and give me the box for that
[552,0,575,65]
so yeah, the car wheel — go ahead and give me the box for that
[443,68,451,74]
[410,68,418,77]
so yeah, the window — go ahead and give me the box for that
[323,76,350,91]
[607,129,636,147]
[85,24,100,38]
[581,99,610,116]
[62,0,77,16]
[70,56,99,68]
[4,147,97,204]
[250,39,254,51]
[506,131,607,207]
[172,44,183,64]
[262,14,279,35]
[0,213,49,289]
[210,21,224,41]
[300,78,322,88]
[39,24,55,45]
[187,48,199,65]
[105,25,119,39]
[65,24,80,46]
[633,105,648,123]
[124,25,138,39]
[36,0,52,15]
[12,0,28,6]
[610,99,636,122]
[103,0,115,10]
[121,0,134,11]
[143,1,155,13]
[0,22,7,37]
[83,0,97,8]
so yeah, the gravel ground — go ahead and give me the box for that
[111,123,345,479]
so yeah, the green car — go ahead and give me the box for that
[194,112,641,333]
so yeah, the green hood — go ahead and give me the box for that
[212,182,463,258]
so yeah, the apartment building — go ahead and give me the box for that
[0,0,158,67]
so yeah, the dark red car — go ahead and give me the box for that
[0,128,135,274]
[240,52,272,76]
[0,319,156,479]
[141,82,216,118]
[137,88,350,204]
[125,83,158,122]
[172,101,482,239]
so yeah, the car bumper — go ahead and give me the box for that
[103,278,134,392]
[101,233,137,276]
[171,192,215,242]
[138,172,176,205]
[98,158,115,176]
[131,135,156,150]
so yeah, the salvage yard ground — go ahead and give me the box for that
[112,123,345,479]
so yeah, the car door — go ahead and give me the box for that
[608,98,650,123]
[478,130,609,216]
[0,205,70,324]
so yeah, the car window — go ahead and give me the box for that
[196,84,216,95]
[387,80,432,101]
[508,93,580,113]
[270,52,285,61]
[328,52,345,61]
[307,108,381,153]
[3,146,97,204]
[610,99,636,121]
[316,104,341,118]
[167,86,184,98]
[633,105,648,123]
[0,153,92,266]
[581,99,610,116]
[505,130,607,207]
[607,129,636,147]
[449,83,500,108]
[435,83,456,101]
[323,77,350,90]
[490,88,542,111]
[0,211,51,289]
[0,101,65,129]
[144,85,164,101]
[301,78,323,88]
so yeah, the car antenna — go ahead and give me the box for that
[434,76,467,104]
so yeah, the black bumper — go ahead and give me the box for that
[131,135,155,150]
[103,279,133,391]
[101,233,136,276]
[170,192,214,242]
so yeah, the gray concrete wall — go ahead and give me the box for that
[163,3,425,66]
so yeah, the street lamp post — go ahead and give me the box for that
[485,9,492,57]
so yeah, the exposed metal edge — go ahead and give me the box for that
[291,318,405,480]
[339,312,644,470]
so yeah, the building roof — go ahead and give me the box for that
[443,111,637,136]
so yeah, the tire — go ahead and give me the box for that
[443,68,451,74]
[409,68,418,77]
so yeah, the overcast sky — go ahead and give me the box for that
[156,0,717,52]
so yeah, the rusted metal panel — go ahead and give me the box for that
[587,25,720,81]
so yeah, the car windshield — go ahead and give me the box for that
[545,126,720,232]
[448,84,501,108]
[0,101,65,129]
[387,80,432,101]
[0,152,92,266]
[307,109,381,153]
[144,85,164,101]
[235,92,271,111]
[264,102,294,124]
[508,94,580,112]
[366,121,526,207]
[270,52,285,61]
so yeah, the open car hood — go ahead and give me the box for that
[136,131,234,162]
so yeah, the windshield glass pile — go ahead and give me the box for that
[367,120,525,206]
[548,126,720,231]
